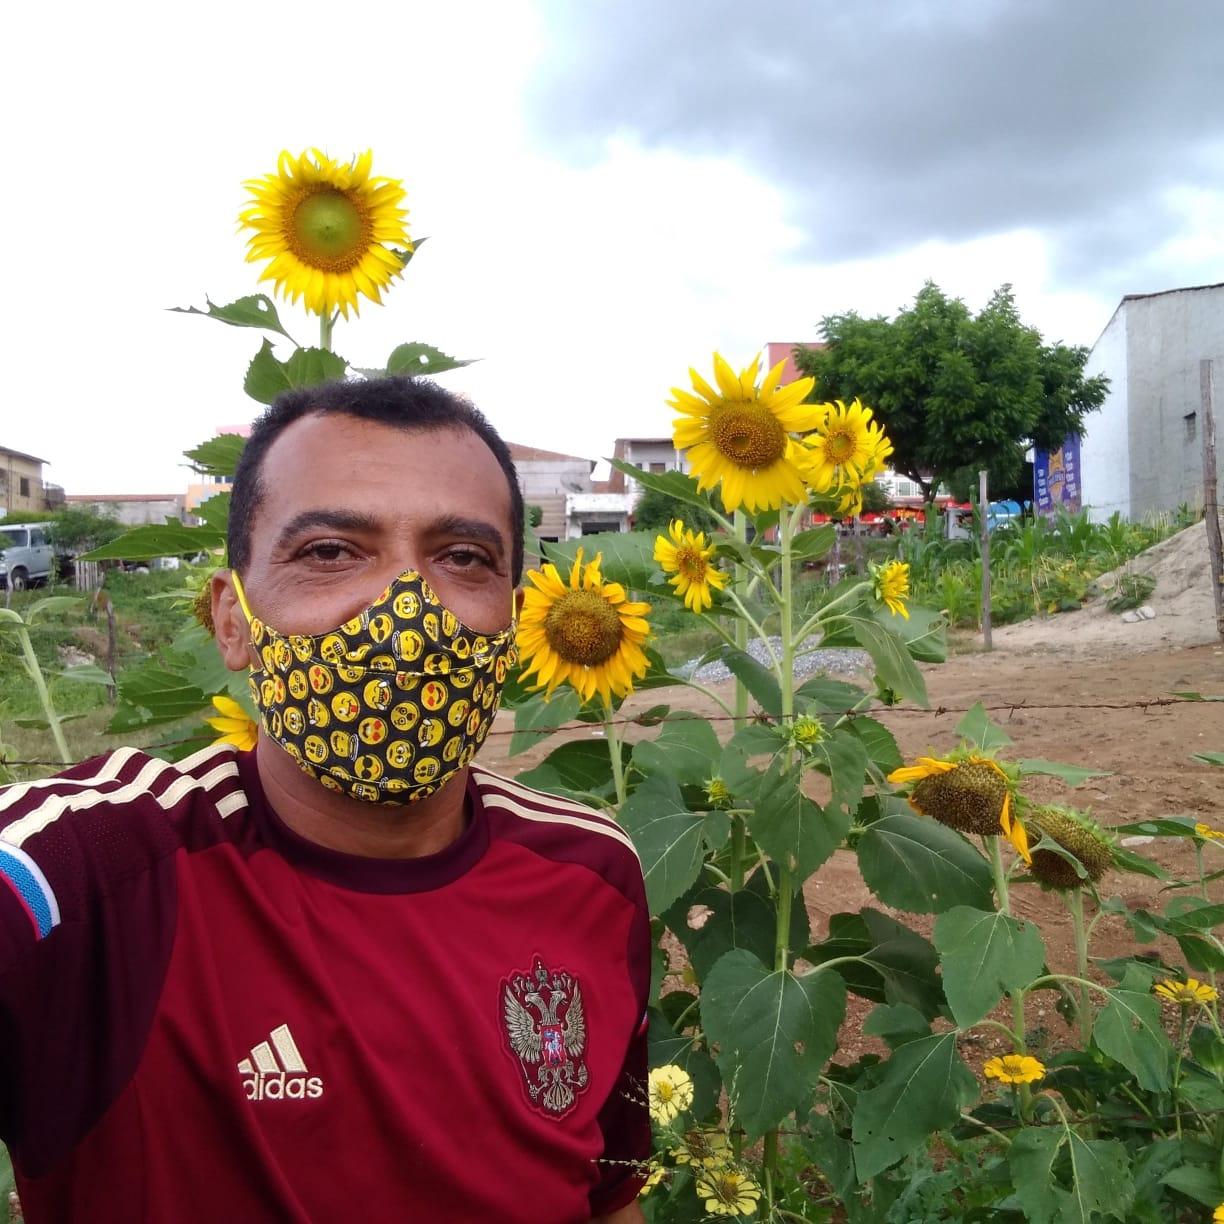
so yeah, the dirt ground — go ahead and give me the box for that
[480,615,1224,1064]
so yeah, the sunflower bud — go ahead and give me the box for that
[909,760,1010,836]
[704,777,731,806]
[1026,805,1114,890]
[788,715,826,748]
[192,584,215,637]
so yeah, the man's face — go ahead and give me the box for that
[219,414,515,642]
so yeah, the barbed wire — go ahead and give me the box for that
[1,692,1216,770]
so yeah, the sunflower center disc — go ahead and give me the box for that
[709,404,786,469]
[543,590,623,666]
[824,427,856,463]
[675,546,706,582]
[291,190,369,270]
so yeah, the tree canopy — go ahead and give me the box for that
[793,283,1109,506]
[633,483,720,535]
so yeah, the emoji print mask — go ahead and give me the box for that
[231,570,517,804]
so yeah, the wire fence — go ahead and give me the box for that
[1,693,1216,770]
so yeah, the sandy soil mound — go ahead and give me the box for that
[984,515,1222,658]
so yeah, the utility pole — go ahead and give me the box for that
[979,470,992,650]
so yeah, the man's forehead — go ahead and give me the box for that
[256,414,512,531]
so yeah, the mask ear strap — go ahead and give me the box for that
[231,571,255,624]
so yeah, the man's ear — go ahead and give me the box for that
[212,570,254,671]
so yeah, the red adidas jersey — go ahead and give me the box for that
[0,746,650,1222]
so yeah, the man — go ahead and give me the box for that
[0,378,651,1222]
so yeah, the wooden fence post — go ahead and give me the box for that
[979,470,992,651]
[1201,359,1224,641]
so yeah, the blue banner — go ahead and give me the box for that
[1034,435,1081,515]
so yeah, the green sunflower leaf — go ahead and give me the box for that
[185,433,247,478]
[749,760,849,879]
[851,1030,977,1180]
[508,689,582,756]
[846,614,929,708]
[632,715,722,788]
[384,342,475,377]
[171,294,295,340]
[701,949,847,1139]
[541,531,657,592]
[244,340,348,405]
[1092,969,1173,1092]
[856,813,993,913]
[1019,758,1111,785]
[620,775,709,914]
[79,520,225,562]
[933,906,1046,1027]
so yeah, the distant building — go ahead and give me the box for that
[509,443,596,542]
[0,446,62,516]
[64,493,189,526]
[764,341,826,385]
[1080,282,1224,521]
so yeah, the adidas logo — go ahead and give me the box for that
[237,1023,324,1101]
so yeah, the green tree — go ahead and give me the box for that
[794,283,1108,516]
[45,507,124,552]
[633,483,720,535]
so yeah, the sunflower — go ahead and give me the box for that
[670,354,819,513]
[516,549,651,704]
[239,149,411,319]
[983,1054,1045,1085]
[888,754,1030,863]
[206,695,258,752]
[802,399,893,493]
[871,559,911,619]
[647,1064,694,1125]
[654,519,728,611]
[694,1167,762,1217]
[1195,822,1224,843]
[1214,1203,1224,1223]
[1154,977,1218,1006]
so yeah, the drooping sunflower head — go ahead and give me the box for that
[516,549,651,705]
[871,559,911,619]
[1025,804,1115,890]
[239,149,411,319]
[888,752,1030,862]
[802,398,893,494]
[653,518,728,612]
[670,354,819,513]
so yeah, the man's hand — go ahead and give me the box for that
[592,1201,645,1224]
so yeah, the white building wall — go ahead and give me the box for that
[1124,286,1224,518]
[1080,306,1131,521]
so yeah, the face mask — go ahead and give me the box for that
[231,570,517,804]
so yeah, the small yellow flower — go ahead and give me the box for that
[983,1054,1046,1085]
[1213,1202,1224,1223]
[653,519,729,612]
[648,1064,694,1124]
[206,695,258,752]
[671,1128,731,1168]
[695,1167,762,1217]
[871,559,911,619]
[1154,977,1218,1006]
[1195,822,1224,842]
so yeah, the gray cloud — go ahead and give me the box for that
[527,0,1224,295]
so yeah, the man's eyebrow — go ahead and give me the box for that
[429,514,507,557]
[274,509,380,550]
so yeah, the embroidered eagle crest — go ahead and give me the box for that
[501,958,589,1117]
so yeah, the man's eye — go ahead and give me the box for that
[443,548,491,569]
[300,541,353,563]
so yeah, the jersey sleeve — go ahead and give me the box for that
[588,856,652,1217]
[0,754,180,1173]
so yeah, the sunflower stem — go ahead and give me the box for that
[319,310,335,352]
[988,836,1028,1055]
[729,511,751,897]
[15,621,72,765]
[603,699,626,807]
[1066,888,1094,1046]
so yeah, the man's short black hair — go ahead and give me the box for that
[227,376,524,583]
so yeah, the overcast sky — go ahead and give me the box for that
[3,0,1221,496]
